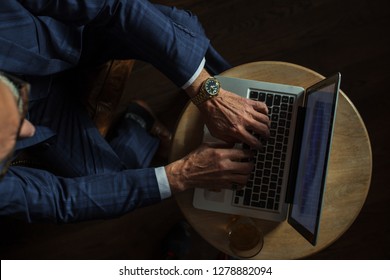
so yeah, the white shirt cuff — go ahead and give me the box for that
[154,167,172,200]
[181,57,206,89]
[0,74,19,100]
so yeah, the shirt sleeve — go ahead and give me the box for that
[181,57,206,89]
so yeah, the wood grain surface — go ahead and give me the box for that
[1,0,388,259]
[171,61,372,259]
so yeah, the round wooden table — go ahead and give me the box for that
[168,61,372,259]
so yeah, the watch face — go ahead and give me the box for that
[205,78,220,96]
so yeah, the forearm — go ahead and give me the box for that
[0,167,161,223]
[96,0,210,87]
[184,68,212,98]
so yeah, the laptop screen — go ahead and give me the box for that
[288,73,340,245]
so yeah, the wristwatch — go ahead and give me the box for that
[191,77,221,106]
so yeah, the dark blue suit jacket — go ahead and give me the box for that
[0,0,230,223]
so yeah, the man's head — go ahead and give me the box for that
[0,73,34,178]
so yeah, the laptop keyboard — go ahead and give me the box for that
[232,90,295,211]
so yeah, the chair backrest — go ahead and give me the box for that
[84,60,135,137]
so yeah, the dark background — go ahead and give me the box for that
[1,0,389,259]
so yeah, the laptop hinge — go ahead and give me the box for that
[285,106,306,203]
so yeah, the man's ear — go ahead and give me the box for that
[18,119,35,139]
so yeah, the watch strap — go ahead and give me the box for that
[191,88,211,105]
[191,77,220,106]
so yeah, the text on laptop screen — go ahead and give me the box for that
[290,83,337,234]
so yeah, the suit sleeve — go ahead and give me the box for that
[0,166,161,223]
[20,0,210,87]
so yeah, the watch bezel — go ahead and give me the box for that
[191,77,221,106]
[204,77,220,96]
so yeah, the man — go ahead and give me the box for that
[0,0,269,223]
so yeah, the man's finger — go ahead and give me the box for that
[235,126,263,149]
[205,141,235,149]
[251,110,270,127]
[247,117,270,140]
[221,148,253,161]
[250,99,268,114]
[227,161,254,174]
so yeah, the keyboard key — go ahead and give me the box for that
[274,95,281,105]
[249,91,259,100]
[266,94,273,106]
[244,189,252,205]
[252,193,259,202]
[261,185,269,192]
[236,190,244,197]
[267,198,274,209]
[251,201,259,207]
[258,92,266,102]
[267,146,274,153]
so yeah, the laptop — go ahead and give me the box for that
[193,73,341,245]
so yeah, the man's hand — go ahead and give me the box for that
[198,88,270,148]
[185,70,270,148]
[165,143,254,193]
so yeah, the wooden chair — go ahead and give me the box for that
[83,59,136,137]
